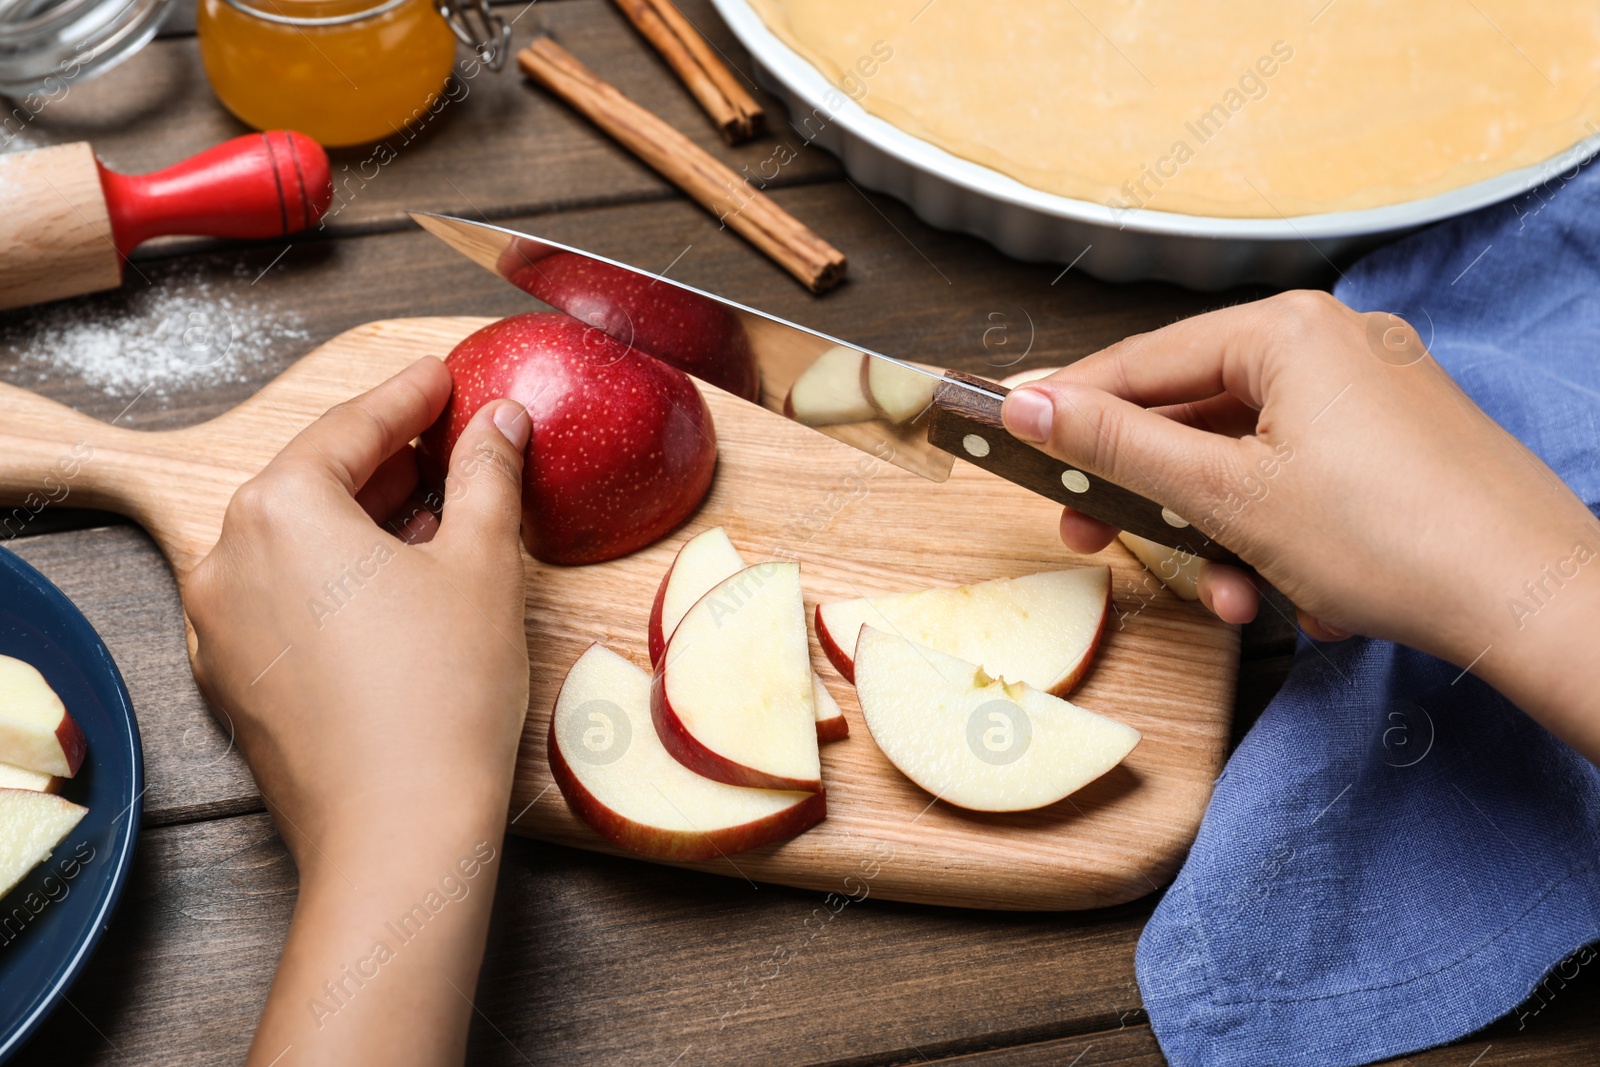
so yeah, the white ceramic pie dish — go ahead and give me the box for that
[710,0,1600,290]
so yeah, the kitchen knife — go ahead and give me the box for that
[410,211,1232,562]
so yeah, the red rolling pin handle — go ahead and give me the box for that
[97,131,334,257]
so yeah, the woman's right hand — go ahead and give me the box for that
[1001,291,1600,759]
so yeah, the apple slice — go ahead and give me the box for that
[0,762,57,793]
[862,357,938,424]
[650,527,849,741]
[550,645,825,861]
[653,562,821,791]
[811,674,848,743]
[0,655,87,778]
[1118,532,1202,601]
[854,628,1140,812]
[784,345,873,427]
[816,568,1111,696]
[649,527,746,666]
[0,787,88,898]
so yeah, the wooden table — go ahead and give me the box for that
[3,4,1596,1063]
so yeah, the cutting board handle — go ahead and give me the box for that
[0,380,234,574]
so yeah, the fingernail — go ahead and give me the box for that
[1002,387,1053,443]
[492,401,530,450]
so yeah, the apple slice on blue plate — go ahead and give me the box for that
[0,787,88,898]
[0,654,86,778]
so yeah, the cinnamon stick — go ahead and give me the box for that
[611,0,766,144]
[519,37,846,294]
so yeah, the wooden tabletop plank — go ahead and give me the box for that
[9,817,1154,1066]
[15,808,1592,1066]
[14,0,840,249]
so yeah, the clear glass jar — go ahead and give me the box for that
[196,0,460,148]
[0,0,175,95]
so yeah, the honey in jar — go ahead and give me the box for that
[197,0,457,148]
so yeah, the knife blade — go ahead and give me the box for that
[409,211,1232,562]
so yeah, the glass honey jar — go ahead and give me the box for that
[196,0,506,148]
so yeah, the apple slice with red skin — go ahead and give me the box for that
[653,562,821,791]
[810,674,848,743]
[853,627,1140,812]
[861,357,938,424]
[0,655,86,778]
[1118,532,1202,601]
[647,526,745,667]
[816,568,1111,697]
[511,252,760,402]
[0,787,88,897]
[419,313,717,566]
[649,527,849,741]
[783,345,873,426]
[548,645,825,861]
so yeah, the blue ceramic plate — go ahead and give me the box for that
[0,547,142,1064]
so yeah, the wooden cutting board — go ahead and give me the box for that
[0,317,1237,910]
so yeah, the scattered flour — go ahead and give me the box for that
[2,261,311,401]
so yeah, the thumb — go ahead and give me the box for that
[1001,381,1240,535]
[434,399,529,555]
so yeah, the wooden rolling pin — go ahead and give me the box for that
[0,131,333,311]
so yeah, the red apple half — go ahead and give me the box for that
[816,568,1111,696]
[419,313,718,566]
[0,787,88,897]
[648,527,849,741]
[653,562,821,791]
[0,655,86,778]
[549,645,824,861]
[853,628,1140,812]
[1118,532,1202,601]
[510,251,760,402]
[783,345,873,427]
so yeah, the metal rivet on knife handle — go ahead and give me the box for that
[924,373,1238,563]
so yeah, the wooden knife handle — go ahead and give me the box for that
[925,372,1237,563]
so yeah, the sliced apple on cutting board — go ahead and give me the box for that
[0,654,86,778]
[783,345,873,427]
[1118,531,1202,601]
[650,526,847,741]
[0,787,88,898]
[810,674,848,743]
[854,628,1140,812]
[549,645,825,861]
[816,568,1111,697]
[653,561,822,791]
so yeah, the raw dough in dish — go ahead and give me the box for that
[749,0,1600,217]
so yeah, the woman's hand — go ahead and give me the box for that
[1002,291,1600,760]
[185,357,532,1065]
